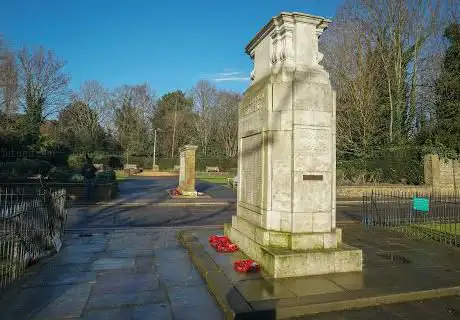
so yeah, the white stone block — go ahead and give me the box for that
[294,82,333,112]
[272,82,293,112]
[323,232,337,249]
[269,111,281,131]
[334,248,363,273]
[269,232,290,247]
[293,127,331,154]
[294,153,331,173]
[312,211,332,232]
[279,110,292,131]
[306,251,335,275]
[265,210,281,230]
[292,171,332,213]
[291,233,323,250]
[331,207,336,229]
[280,212,292,233]
[291,212,313,233]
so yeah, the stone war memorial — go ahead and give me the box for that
[224,12,362,278]
[177,145,198,197]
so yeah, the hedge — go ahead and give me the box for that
[0,149,68,167]
[66,154,237,172]
[0,159,53,179]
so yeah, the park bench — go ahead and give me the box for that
[123,164,142,175]
[206,166,220,173]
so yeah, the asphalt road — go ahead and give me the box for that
[66,177,235,229]
[65,177,371,229]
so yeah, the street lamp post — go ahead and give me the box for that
[153,128,160,170]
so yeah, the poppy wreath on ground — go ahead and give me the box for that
[234,259,260,273]
[208,235,239,253]
[170,188,182,196]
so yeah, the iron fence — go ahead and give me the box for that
[0,182,68,292]
[362,190,460,246]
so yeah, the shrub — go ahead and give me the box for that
[68,154,86,168]
[0,159,53,178]
[108,156,123,169]
[48,167,83,182]
[48,168,72,182]
[95,170,117,184]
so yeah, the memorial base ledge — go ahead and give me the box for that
[225,221,362,278]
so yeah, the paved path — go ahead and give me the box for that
[0,228,223,320]
[67,177,363,229]
[300,296,460,319]
[67,177,236,229]
[3,177,460,319]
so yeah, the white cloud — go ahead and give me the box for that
[214,76,250,82]
[216,71,243,77]
[199,69,250,82]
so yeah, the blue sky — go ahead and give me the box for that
[0,0,344,97]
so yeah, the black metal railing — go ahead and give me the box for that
[362,190,460,246]
[0,182,68,292]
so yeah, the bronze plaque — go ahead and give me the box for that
[303,175,323,181]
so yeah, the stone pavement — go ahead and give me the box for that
[2,225,460,320]
[299,296,460,319]
[114,177,236,204]
[66,177,236,229]
[0,228,223,320]
[182,224,460,319]
[66,178,363,230]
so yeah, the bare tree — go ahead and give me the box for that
[58,100,101,152]
[0,52,18,114]
[321,0,444,149]
[357,0,441,141]
[192,80,217,156]
[78,80,112,130]
[17,47,70,120]
[215,91,240,158]
[112,84,155,162]
[320,6,384,155]
[0,37,18,115]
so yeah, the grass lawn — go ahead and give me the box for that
[115,170,129,181]
[198,176,231,185]
[196,173,233,186]
[417,223,460,235]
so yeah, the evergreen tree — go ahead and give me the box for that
[434,23,460,154]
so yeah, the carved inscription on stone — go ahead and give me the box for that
[240,133,263,207]
[295,128,330,154]
[239,110,262,137]
[240,90,265,117]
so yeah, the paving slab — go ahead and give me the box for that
[0,228,223,320]
[86,289,168,309]
[298,296,460,319]
[83,307,134,320]
[180,225,460,319]
[91,273,160,294]
[168,285,215,306]
[22,271,97,288]
[90,258,136,270]
[3,283,93,320]
[132,303,173,320]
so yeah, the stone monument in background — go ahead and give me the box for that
[177,145,198,197]
[225,12,363,278]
